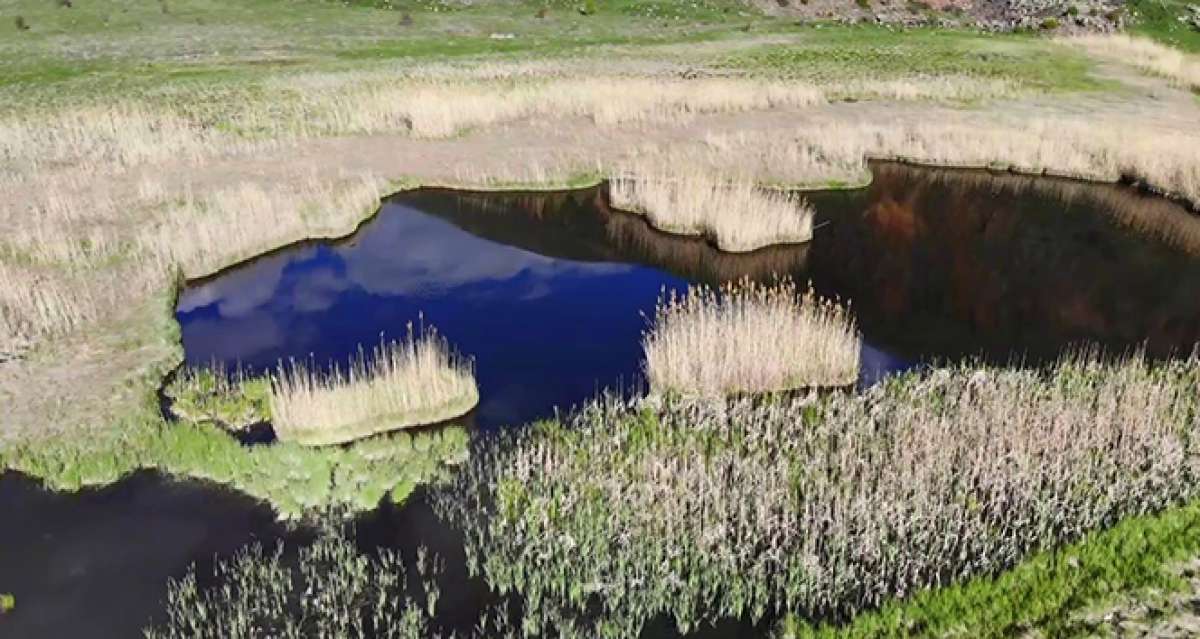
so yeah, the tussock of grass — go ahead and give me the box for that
[609,164,814,252]
[270,326,478,446]
[643,279,859,396]
[439,353,1200,636]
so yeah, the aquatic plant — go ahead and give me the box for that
[643,279,860,396]
[437,353,1200,637]
[1,414,470,520]
[608,164,815,252]
[270,324,478,446]
[145,526,441,639]
[164,364,270,433]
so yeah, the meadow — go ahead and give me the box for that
[2,0,1200,635]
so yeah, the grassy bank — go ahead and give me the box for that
[1,407,470,519]
[778,497,1200,637]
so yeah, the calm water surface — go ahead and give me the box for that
[5,162,1200,637]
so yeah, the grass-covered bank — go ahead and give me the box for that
[435,353,1200,636]
[0,408,470,519]
[775,497,1200,637]
[1,259,471,520]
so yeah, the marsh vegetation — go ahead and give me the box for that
[270,326,478,446]
[437,353,1200,637]
[4,0,1200,635]
[609,166,815,251]
[643,279,860,395]
[145,526,445,639]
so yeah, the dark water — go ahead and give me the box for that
[6,162,1200,638]
[0,471,310,638]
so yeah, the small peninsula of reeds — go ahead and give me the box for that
[270,326,477,446]
[643,279,860,396]
[608,165,814,252]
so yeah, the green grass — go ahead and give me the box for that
[779,499,1200,638]
[1128,0,1200,53]
[1,411,470,519]
[164,365,271,432]
[718,25,1110,91]
[0,0,1119,115]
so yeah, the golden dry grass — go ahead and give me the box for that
[0,170,385,354]
[690,118,1200,204]
[1064,34,1200,91]
[609,163,814,252]
[643,279,860,396]
[270,327,478,446]
[0,70,1031,180]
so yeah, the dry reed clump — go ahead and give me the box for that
[274,77,826,139]
[0,105,258,176]
[686,118,1200,206]
[600,204,812,286]
[609,162,814,252]
[440,353,1200,636]
[1064,35,1200,91]
[269,326,478,447]
[0,170,385,353]
[643,279,859,396]
[824,75,1020,102]
[136,172,386,277]
[0,77,825,173]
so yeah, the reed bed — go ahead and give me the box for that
[146,528,444,639]
[692,118,1200,206]
[137,173,386,277]
[1064,34,1200,91]
[609,164,814,252]
[437,353,1200,636]
[270,328,478,447]
[644,280,859,396]
[0,171,384,355]
[0,71,1026,179]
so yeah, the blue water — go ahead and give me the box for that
[177,166,1200,433]
[177,199,696,430]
